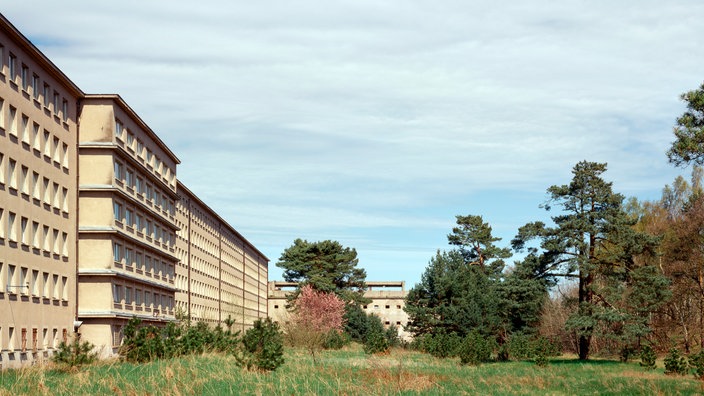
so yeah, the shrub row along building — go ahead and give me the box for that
[0,14,268,367]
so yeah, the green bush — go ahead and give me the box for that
[119,316,241,363]
[52,337,98,371]
[688,350,704,380]
[459,331,494,366]
[239,318,285,371]
[421,333,463,358]
[384,324,401,348]
[323,330,349,350]
[639,344,657,370]
[664,348,689,376]
[363,315,389,354]
[506,332,532,360]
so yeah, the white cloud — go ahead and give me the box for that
[4,1,704,285]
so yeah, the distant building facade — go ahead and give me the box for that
[0,13,268,367]
[268,281,411,340]
[175,183,268,331]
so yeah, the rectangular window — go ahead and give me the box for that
[113,243,122,263]
[125,208,134,227]
[8,158,16,189]
[52,274,59,299]
[62,100,68,122]
[19,267,28,295]
[61,143,69,169]
[21,64,28,90]
[53,92,59,113]
[31,221,39,248]
[125,287,133,305]
[42,177,50,205]
[20,165,28,195]
[20,216,28,245]
[136,214,144,232]
[115,120,123,140]
[61,187,68,212]
[113,202,122,222]
[42,225,50,251]
[0,152,4,186]
[8,53,16,80]
[8,212,17,242]
[8,106,17,137]
[136,252,144,270]
[53,136,60,164]
[27,171,38,206]
[32,75,40,99]
[125,168,134,188]
[125,248,134,267]
[61,276,68,299]
[42,272,49,298]
[43,84,50,107]
[52,229,60,255]
[135,289,143,305]
[53,182,60,208]
[32,122,40,151]
[114,161,123,180]
[8,264,16,292]
[113,283,122,304]
[43,130,51,158]
[21,114,29,145]
[61,232,68,256]
[136,177,144,194]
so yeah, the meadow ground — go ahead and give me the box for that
[0,345,702,395]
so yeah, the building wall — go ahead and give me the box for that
[77,96,181,357]
[0,13,270,366]
[175,183,268,332]
[0,15,82,368]
[267,281,412,340]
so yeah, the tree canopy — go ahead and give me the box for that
[276,239,368,304]
[667,82,704,167]
[512,161,669,360]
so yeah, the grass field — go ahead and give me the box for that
[1,345,702,395]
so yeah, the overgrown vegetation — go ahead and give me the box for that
[51,337,98,371]
[4,347,703,395]
[239,318,285,371]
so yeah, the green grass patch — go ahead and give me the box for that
[1,345,702,395]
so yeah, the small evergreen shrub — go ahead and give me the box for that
[385,324,401,348]
[664,348,689,376]
[688,350,704,380]
[363,315,389,354]
[52,337,98,371]
[531,336,557,367]
[620,345,636,362]
[639,344,657,370]
[459,331,494,366]
[323,330,349,350]
[506,332,532,360]
[239,318,285,371]
[421,333,463,358]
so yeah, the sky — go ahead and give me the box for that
[4,1,704,287]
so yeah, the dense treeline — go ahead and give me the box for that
[404,82,704,366]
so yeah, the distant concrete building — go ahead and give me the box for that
[268,281,411,340]
[174,183,268,332]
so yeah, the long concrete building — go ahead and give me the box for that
[268,281,411,340]
[0,13,268,366]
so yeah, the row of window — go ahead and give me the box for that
[363,304,404,310]
[0,44,70,123]
[112,241,175,281]
[113,199,174,248]
[0,261,69,300]
[114,159,175,218]
[114,119,175,189]
[0,152,70,213]
[0,98,71,170]
[0,327,68,352]
[112,282,174,313]
[0,209,69,256]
